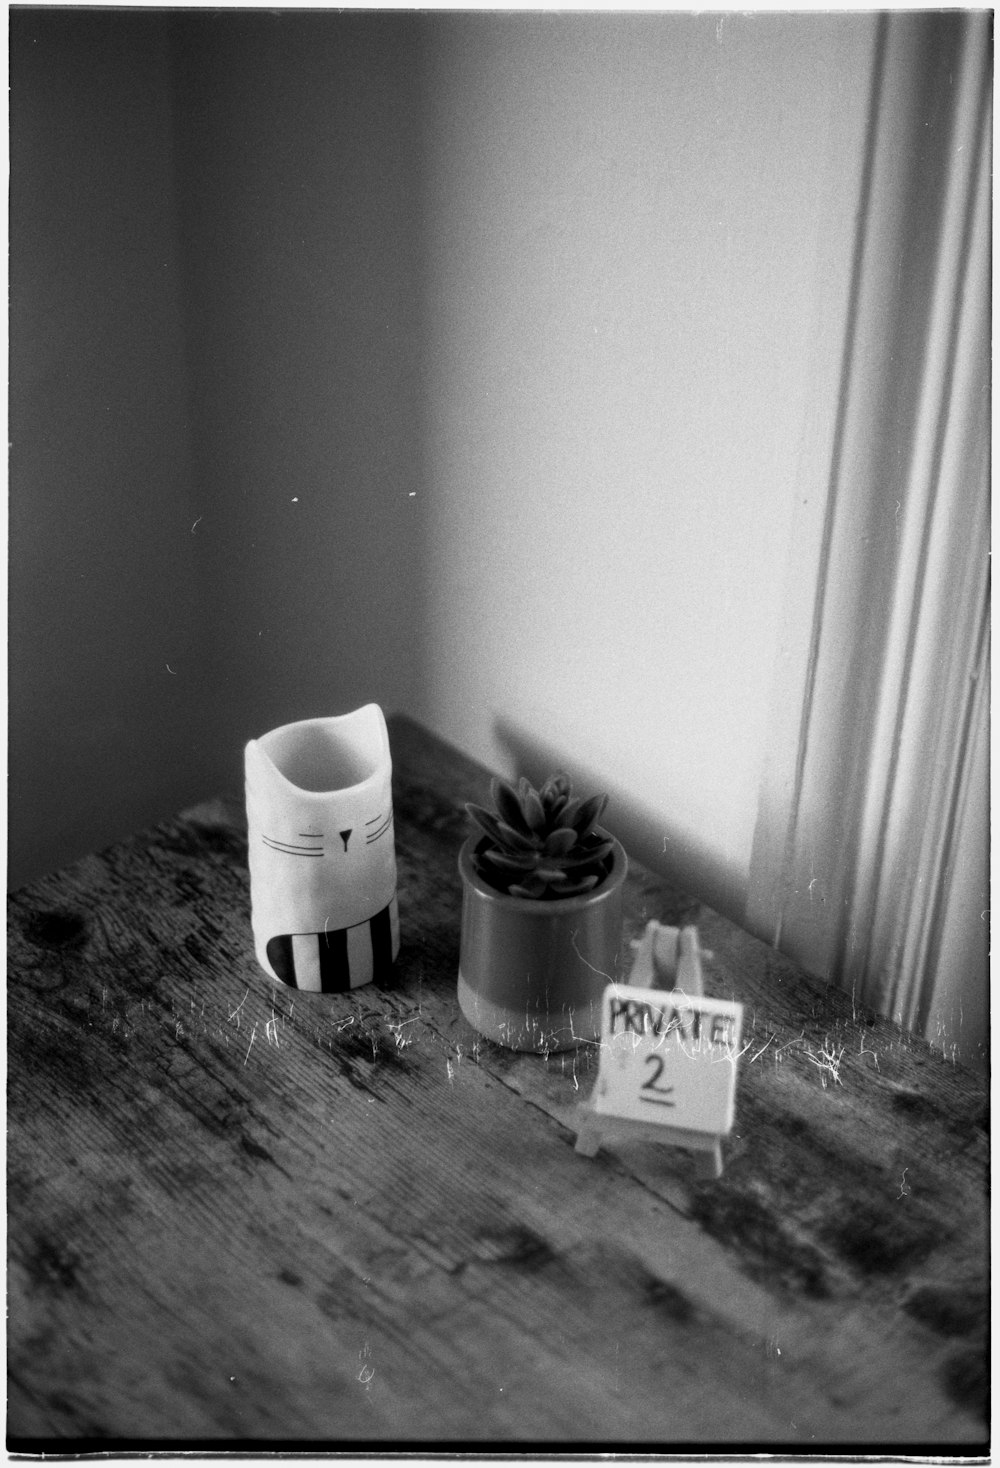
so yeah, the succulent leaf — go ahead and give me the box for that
[521,786,547,832]
[541,772,571,804]
[557,873,600,896]
[492,777,532,836]
[510,871,548,899]
[485,849,537,873]
[573,793,608,836]
[562,838,615,868]
[495,819,537,853]
[535,864,570,884]
[542,827,578,857]
[467,770,612,900]
[553,797,582,830]
[465,803,505,845]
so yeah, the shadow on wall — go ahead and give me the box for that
[493,715,750,929]
[8,10,429,890]
[169,10,428,772]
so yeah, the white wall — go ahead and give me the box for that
[8,10,881,924]
[413,14,875,919]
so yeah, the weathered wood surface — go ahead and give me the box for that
[7,716,988,1450]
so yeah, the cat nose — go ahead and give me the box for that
[340,829,352,852]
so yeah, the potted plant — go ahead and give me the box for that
[457,772,628,1053]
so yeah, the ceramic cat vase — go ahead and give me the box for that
[245,704,400,991]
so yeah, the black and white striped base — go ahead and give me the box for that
[265,896,399,992]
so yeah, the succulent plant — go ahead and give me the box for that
[466,772,614,900]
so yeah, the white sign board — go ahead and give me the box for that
[592,983,744,1137]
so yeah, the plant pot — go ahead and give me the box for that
[457,833,628,1053]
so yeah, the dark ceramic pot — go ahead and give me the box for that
[457,833,628,1053]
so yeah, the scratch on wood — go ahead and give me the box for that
[859,1033,881,1068]
[804,1040,845,1087]
[776,1030,805,1056]
[228,989,250,1028]
[387,1018,416,1050]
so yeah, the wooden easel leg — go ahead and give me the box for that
[693,1140,723,1180]
[574,1112,603,1157]
[575,1109,726,1178]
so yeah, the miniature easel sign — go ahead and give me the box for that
[575,922,744,1179]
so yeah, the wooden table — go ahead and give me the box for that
[6,717,989,1452]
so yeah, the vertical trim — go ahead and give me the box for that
[745,14,884,949]
[746,11,991,1063]
[911,586,990,1036]
[769,17,888,951]
[840,17,992,979]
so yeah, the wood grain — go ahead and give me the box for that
[6,715,988,1449]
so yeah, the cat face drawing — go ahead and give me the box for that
[244,704,399,992]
